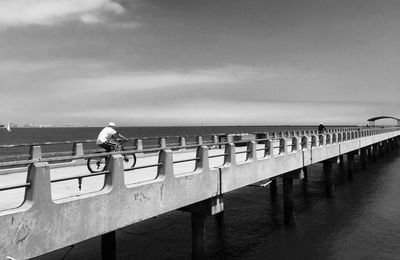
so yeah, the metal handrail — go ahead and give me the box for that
[0,182,31,192]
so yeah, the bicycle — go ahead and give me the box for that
[87,139,137,173]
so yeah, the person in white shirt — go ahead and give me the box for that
[96,122,128,151]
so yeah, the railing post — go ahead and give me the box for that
[196,136,203,145]
[159,138,167,148]
[25,162,52,206]
[29,145,42,160]
[134,139,143,150]
[179,137,186,149]
[279,138,286,155]
[73,142,84,156]
[195,146,209,171]
[224,143,236,166]
[212,135,218,146]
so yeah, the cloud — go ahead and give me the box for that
[55,64,298,94]
[0,0,125,27]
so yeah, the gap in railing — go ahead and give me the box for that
[125,152,159,185]
[51,169,105,201]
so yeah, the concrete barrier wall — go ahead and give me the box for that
[0,129,399,259]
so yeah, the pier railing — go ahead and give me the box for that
[0,127,366,164]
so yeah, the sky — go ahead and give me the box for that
[0,0,399,127]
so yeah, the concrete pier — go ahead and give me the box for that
[0,127,399,259]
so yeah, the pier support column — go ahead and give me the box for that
[372,144,378,162]
[390,139,396,151]
[270,178,277,198]
[323,159,334,197]
[347,152,355,180]
[180,196,224,260]
[338,155,345,172]
[191,213,206,260]
[101,231,116,260]
[282,170,300,225]
[283,175,293,225]
[367,146,373,163]
[385,140,390,154]
[301,167,308,181]
[360,148,367,169]
[379,142,385,157]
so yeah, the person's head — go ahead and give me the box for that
[108,122,116,128]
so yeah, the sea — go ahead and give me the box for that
[2,126,400,259]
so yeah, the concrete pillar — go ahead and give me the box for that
[338,155,345,172]
[212,135,218,146]
[191,213,206,260]
[179,137,186,149]
[196,136,203,145]
[360,148,367,169]
[180,196,224,260]
[301,167,308,181]
[29,145,42,160]
[282,172,295,225]
[134,139,143,150]
[101,231,116,260]
[323,160,334,197]
[367,146,373,163]
[347,152,355,180]
[390,139,396,150]
[159,138,167,148]
[270,178,277,198]
[385,140,390,154]
[73,142,84,156]
[379,142,385,157]
[372,144,379,162]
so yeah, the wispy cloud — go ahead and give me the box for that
[0,0,125,27]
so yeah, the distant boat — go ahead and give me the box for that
[1,122,11,132]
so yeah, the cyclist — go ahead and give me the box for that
[96,122,128,152]
[318,122,328,134]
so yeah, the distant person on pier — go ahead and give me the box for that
[318,123,328,134]
[96,122,128,152]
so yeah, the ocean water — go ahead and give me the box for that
[3,126,399,259]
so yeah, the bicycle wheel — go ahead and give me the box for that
[87,156,107,173]
[122,153,137,169]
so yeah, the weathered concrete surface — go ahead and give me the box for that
[0,130,399,259]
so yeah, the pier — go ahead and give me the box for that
[0,126,399,259]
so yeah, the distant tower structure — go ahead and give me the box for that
[367,116,400,127]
